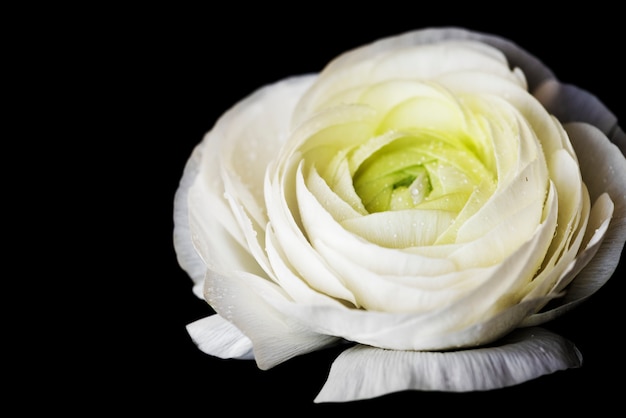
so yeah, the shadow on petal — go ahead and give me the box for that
[314,327,581,403]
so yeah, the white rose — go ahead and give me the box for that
[174,27,626,402]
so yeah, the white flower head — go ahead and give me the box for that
[174,27,626,402]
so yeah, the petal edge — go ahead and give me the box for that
[314,327,581,403]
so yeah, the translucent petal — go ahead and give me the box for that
[188,177,267,279]
[520,184,590,303]
[522,122,626,325]
[519,149,589,300]
[521,193,613,326]
[359,79,461,116]
[265,224,352,308]
[295,163,458,277]
[186,314,254,360]
[534,79,619,137]
[214,76,317,279]
[181,79,316,282]
[305,166,363,222]
[312,238,501,313]
[270,196,559,348]
[266,166,357,304]
[218,75,315,228]
[376,94,467,135]
[173,143,207,292]
[314,327,581,403]
[561,123,626,299]
[294,37,520,125]
[437,70,565,160]
[340,209,456,248]
[454,161,546,244]
[203,269,340,369]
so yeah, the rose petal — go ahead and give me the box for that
[314,327,581,403]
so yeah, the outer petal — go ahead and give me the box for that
[203,269,340,369]
[314,327,582,403]
[218,75,318,279]
[523,122,626,324]
[292,26,557,127]
[186,314,254,360]
[534,79,622,145]
[293,31,520,126]
[185,75,317,281]
[173,143,207,298]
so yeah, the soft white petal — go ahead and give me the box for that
[218,75,316,227]
[520,184,590,304]
[215,75,318,277]
[440,71,565,161]
[558,123,626,293]
[340,209,456,248]
[203,269,340,369]
[182,75,319,285]
[173,143,207,292]
[451,164,547,263]
[310,238,555,333]
[268,200,559,349]
[185,131,263,279]
[293,30,524,125]
[296,163,457,277]
[314,327,581,403]
[266,167,358,304]
[521,194,613,326]
[265,224,350,308]
[534,79,619,138]
[188,177,267,278]
[305,165,363,222]
[186,314,254,360]
[522,122,626,325]
[566,122,626,212]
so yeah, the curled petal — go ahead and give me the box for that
[521,193,613,326]
[203,269,340,369]
[186,314,254,360]
[523,122,626,324]
[314,327,582,403]
[293,28,533,125]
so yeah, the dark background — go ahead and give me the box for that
[77,7,625,414]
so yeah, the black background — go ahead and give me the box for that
[71,7,625,414]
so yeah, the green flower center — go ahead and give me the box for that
[353,132,492,214]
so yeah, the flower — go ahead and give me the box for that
[173,27,626,402]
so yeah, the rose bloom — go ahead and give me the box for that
[174,27,626,402]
